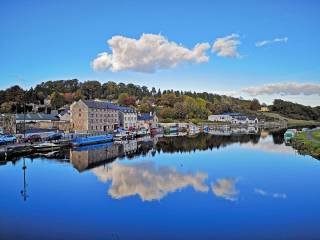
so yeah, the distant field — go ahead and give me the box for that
[312,131,320,141]
[261,112,320,127]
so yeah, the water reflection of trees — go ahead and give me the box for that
[4,131,285,172]
[156,133,261,153]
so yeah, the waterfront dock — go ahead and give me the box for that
[0,140,71,161]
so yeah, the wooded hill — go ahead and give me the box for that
[0,79,319,122]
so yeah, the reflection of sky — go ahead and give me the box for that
[1,137,320,239]
[92,161,208,201]
[241,137,296,155]
[211,178,239,201]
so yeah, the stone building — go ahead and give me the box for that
[0,114,16,134]
[137,112,158,129]
[15,113,61,133]
[118,106,137,130]
[70,100,119,133]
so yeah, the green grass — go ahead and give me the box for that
[260,112,320,127]
[292,130,320,159]
[312,130,320,141]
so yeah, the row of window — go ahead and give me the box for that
[90,113,117,118]
[124,116,137,121]
[90,125,113,131]
[90,119,117,123]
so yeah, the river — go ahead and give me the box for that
[1,130,319,239]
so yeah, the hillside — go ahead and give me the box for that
[0,79,319,123]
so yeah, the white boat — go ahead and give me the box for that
[136,127,150,137]
[114,129,129,140]
[32,142,61,152]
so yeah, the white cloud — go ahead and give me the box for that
[254,188,287,199]
[255,37,288,47]
[92,161,208,201]
[212,34,241,58]
[92,33,210,73]
[211,178,239,201]
[242,82,320,96]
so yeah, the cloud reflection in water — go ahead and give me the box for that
[211,178,239,201]
[92,161,209,201]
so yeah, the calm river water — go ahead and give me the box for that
[1,131,320,239]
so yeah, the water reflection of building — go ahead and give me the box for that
[208,126,259,136]
[70,136,158,172]
[70,143,120,172]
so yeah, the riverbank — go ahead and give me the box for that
[260,112,320,127]
[292,129,320,160]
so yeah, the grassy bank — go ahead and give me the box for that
[292,130,320,160]
[260,112,320,127]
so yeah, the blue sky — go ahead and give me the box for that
[0,0,319,106]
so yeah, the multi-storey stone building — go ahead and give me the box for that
[0,114,16,134]
[118,106,137,130]
[70,100,119,132]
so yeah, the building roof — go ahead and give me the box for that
[16,113,59,121]
[83,100,119,110]
[59,109,70,117]
[117,106,135,113]
[137,113,153,121]
[222,112,241,116]
[247,116,258,120]
[234,116,247,121]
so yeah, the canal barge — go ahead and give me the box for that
[72,134,113,147]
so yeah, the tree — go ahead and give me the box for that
[50,92,66,109]
[138,103,153,113]
[160,93,177,107]
[250,99,261,111]
[118,93,129,105]
[0,102,14,113]
[81,81,102,99]
[73,89,84,101]
[151,87,157,96]
[174,102,187,119]
[118,93,136,106]
[159,107,175,119]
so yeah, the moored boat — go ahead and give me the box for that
[136,127,150,137]
[32,142,61,152]
[284,129,297,143]
[72,134,113,147]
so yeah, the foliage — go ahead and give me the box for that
[271,99,320,121]
[0,79,319,123]
[250,98,261,111]
[50,92,66,109]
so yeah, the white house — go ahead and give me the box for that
[118,106,137,130]
[208,113,241,122]
[247,116,259,125]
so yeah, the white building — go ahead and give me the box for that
[208,113,259,125]
[137,112,158,129]
[118,107,137,130]
[208,113,241,122]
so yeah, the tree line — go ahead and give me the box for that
[0,79,319,121]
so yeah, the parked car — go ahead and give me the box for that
[0,135,17,145]
[47,133,63,141]
[24,134,42,143]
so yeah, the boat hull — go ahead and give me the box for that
[72,135,113,147]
